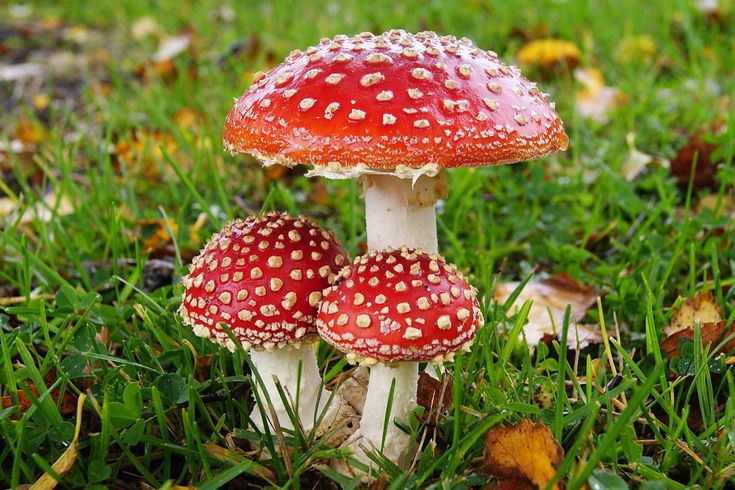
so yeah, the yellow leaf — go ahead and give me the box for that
[494,274,601,348]
[30,394,86,490]
[516,38,580,70]
[484,419,564,489]
[615,35,656,64]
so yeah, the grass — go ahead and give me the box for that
[1,0,734,488]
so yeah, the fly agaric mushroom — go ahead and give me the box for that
[224,29,568,254]
[178,212,350,432]
[317,247,482,466]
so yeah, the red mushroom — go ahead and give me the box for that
[317,247,482,466]
[178,212,350,432]
[224,30,568,253]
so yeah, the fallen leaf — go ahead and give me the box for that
[615,35,657,64]
[136,219,179,253]
[333,366,369,415]
[670,121,725,190]
[621,133,670,181]
[665,290,722,336]
[154,35,191,62]
[30,394,86,490]
[131,16,160,41]
[1,378,77,418]
[484,419,564,490]
[494,274,602,349]
[416,371,453,426]
[516,39,580,72]
[574,68,627,124]
[0,192,76,224]
[661,320,735,358]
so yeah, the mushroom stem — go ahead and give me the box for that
[362,173,447,253]
[352,361,419,465]
[249,343,332,432]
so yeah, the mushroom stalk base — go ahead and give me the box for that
[362,174,445,254]
[351,361,419,467]
[249,344,333,432]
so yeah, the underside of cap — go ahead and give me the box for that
[223,30,569,177]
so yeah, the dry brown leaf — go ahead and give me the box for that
[494,274,602,349]
[574,68,627,124]
[30,394,86,490]
[665,290,722,336]
[416,371,453,426]
[661,320,735,358]
[484,419,564,489]
[516,39,580,71]
[1,372,78,418]
[670,121,725,190]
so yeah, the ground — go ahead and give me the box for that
[1,0,734,488]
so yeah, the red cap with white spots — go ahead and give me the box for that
[224,29,568,180]
[316,247,482,365]
[179,212,349,352]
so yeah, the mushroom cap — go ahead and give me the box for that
[224,29,568,180]
[179,212,350,352]
[316,247,483,365]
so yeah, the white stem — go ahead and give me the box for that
[249,344,333,432]
[363,174,445,253]
[351,362,419,466]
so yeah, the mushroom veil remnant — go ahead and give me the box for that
[179,212,350,432]
[224,29,569,253]
[317,247,483,466]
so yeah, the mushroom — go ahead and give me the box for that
[223,29,569,254]
[317,247,483,466]
[178,212,350,432]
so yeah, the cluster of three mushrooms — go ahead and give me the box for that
[220,29,568,465]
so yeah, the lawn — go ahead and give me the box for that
[1,0,734,488]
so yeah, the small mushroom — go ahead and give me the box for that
[179,212,350,432]
[223,30,569,254]
[317,247,483,467]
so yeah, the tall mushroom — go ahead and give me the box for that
[223,29,569,254]
[317,247,483,466]
[178,212,350,432]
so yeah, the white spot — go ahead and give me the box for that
[376,90,394,101]
[325,73,345,85]
[487,82,502,93]
[360,72,384,87]
[366,53,393,64]
[414,119,430,128]
[437,315,452,330]
[411,68,430,80]
[324,102,340,119]
[407,88,423,99]
[304,69,322,79]
[403,327,423,340]
[275,72,293,86]
[383,113,397,125]
[457,64,473,78]
[356,314,371,328]
[299,98,317,110]
[348,109,366,120]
